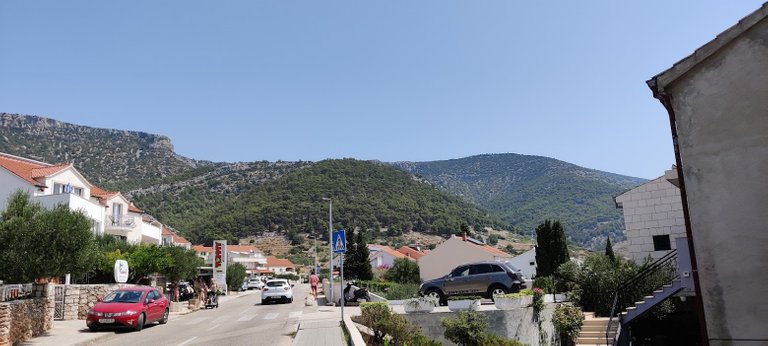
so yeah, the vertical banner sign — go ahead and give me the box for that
[332,229,347,319]
[213,240,228,291]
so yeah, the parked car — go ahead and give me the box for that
[247,278,264,290]
[261,279,294,304]
[418,261,527,305]
[239,281,248,291]
[86,286,169,332]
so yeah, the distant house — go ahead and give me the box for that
[266,256,296,274]
[503,247,537,279]
[161,226,191,249]
[368,244,413,269]
[418,234,513,281]
[614,167,686,263]
[396,245,427,261]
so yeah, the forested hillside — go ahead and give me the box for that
[133,159,509,244]
[394,154,646,248]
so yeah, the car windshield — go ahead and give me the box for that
[103,290,144,303]
[266,281,287,287]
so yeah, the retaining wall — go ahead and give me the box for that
[0,284,54,346]
[58,284,137,320]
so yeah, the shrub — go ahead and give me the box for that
[553,303,584,345]
[226,263,247,291]
[497,289,533,299]
[383,258,421,284]
[442,311,524,346]
[532,288,544,318]
[385,283,420,300]
[448,295,483,301]
[533,276,556,294]
[359,302,438,345]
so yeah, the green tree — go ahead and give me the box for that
[226,263,247,291]
[128,244,171,283]
[487,234,499,246]
[605,236,616,263]
[383,258,420,284]
[163,246,203,282]
[441,311,490,346]
[534,220,569,277]
[0,191,96,283]
[345,231,372,281]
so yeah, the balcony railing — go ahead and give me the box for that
[108,216,136,228]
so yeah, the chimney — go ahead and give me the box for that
[462,232,467,241]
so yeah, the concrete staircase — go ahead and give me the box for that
[576,314,616,346]
[619,280,683,324]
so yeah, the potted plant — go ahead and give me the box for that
[493,289,533,310]
[447,295,482,312]
[403,296,438,313]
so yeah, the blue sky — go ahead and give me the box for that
[1,1,763,179]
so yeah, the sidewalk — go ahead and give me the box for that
[292,300,345,346]
[22,289,259,346]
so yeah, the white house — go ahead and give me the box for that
[161,226,192,249]
[0,152,106,235]
[368,244,413,270]
[93,189,163,245]
[503,247,537,279]
[266,255,295,274]
[614,167,686,263]
[418,234,514,281]
[193,244,268,276]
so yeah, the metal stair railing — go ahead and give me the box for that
[606,250,679,345]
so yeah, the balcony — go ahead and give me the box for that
[105,216,136,238]
[33,193,105,234]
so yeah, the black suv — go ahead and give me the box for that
[418,261,527,304]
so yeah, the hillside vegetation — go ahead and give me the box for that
[394,154,646,248]
[133,159,509,244]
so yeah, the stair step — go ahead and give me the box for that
[577,336,612,343]
[635,301,645,305]
[644,296,654,300]
[581,325,610,332]
[626,306,636,311]
[580,331,616,337]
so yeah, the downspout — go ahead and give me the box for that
[647,78,709,345]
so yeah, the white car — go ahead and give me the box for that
[261,279,293,304]
[247,278,264,290]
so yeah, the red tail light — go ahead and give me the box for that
[262,287,268,292]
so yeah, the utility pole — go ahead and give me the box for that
[323,197,333,305]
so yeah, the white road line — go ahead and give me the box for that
[237,314,257,322]
[206,324,220,331]
[178,336,197,346]
[185,317,209,325]
[211,316,228,323]
[263,313,279,320]
[288,311,302,319]
[239,307,253,315]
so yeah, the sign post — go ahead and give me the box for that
[213,240,228,293]
[332,229,347,321]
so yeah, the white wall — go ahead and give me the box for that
[138,220,162,245]
[0,169,35,212]
[34,193,106,235]
[41,168,92,199]
[504,248,537,279]
[615,174,686,263]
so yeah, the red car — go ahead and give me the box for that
[86,286,169,331]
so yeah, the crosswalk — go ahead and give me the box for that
[184,310,302,325]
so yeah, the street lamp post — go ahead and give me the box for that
[322,197,333,305]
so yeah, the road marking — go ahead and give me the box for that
[211,316,228,323]
[239,307,253,315]
[185,317,209,325]
[237,314,257,322]
[178,336,197,346]
[288,311,302,319]
[263,313,279,320]
[206,324,220,331]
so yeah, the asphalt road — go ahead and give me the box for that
[92,283,312,346]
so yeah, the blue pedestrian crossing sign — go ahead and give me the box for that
[333,229,347,253]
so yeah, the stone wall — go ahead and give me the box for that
[0,284,54,346]
[401,304,556,346]
[58,284,136,320]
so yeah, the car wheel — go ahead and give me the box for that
[134,313,145,332]
[489,285,508,301]
[425,289,445,306]
[88,325,99,332]
[159,308,169,324]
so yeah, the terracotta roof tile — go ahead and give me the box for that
[193,245,213,253]
[30,164,71,178]
[0,152,55,186]
[266,255,295,268]
[369,244,412,260]
[396,246,426,260]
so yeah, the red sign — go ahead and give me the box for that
[214,242,223,268]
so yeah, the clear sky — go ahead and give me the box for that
[1,1,763,179]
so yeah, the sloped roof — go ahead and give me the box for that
[228,245,261,253]
[192,245,213,253]
[369,244,412,260]
[649,3,768,92]
[162,226,191,244]
[0,152,65,186]
[452,235,512,257]
[266,255,295,268]
[397,246,426,260]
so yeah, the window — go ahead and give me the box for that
[73,187,83,197]
[450,266,470,278]
[470,264,493,275]
[489,265,505,273]
[53,183,64,194]
[653,235,672,251]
